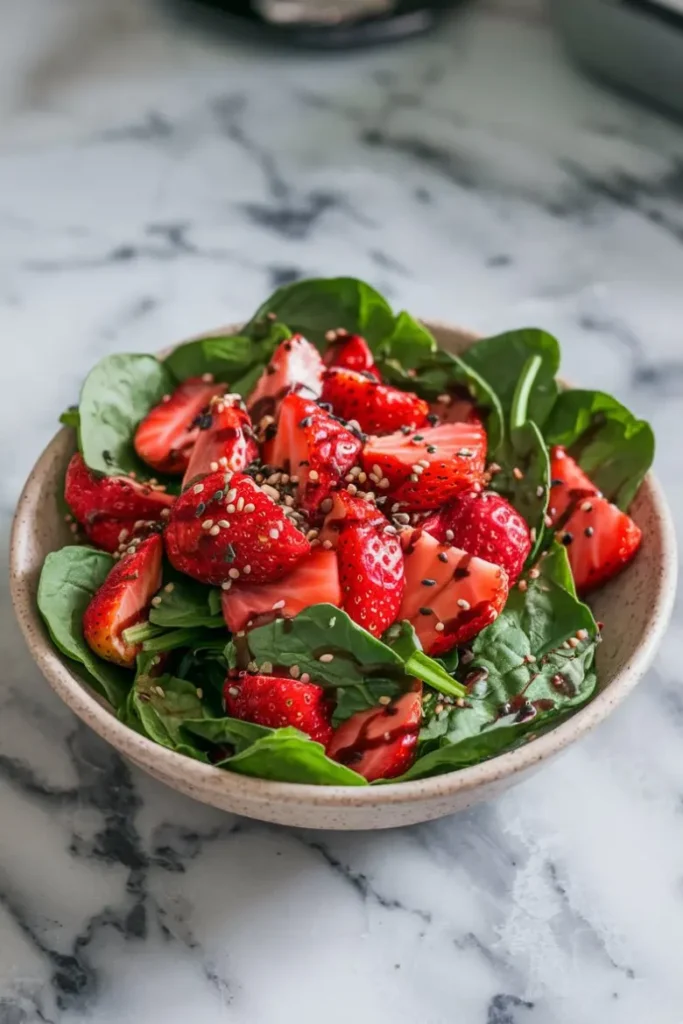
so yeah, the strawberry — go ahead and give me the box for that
[247,334,323,420]
[221,548,341,632]
[548,446,599,523]
[323,332,380,380]
[362,421,487,511]
[422,489,531,582]
[429,395,480,425]
[182,394,257,488]
[327,687,422,782]
[83,517,158,555]
[133,376,225,475]
[320,367,429,435]
[548,448,641,593]
[263,393,362,514]
[399,529,509,655]
[83,534,163,667]
[321,491,404,637]
[224,674,333,746]
[164,470,310,586]
[65,453,175,530]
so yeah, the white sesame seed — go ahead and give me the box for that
[536,485,545,498]
[435,622,445,632]
[226,488,237,503]
[226,504,236,514]
[196,688,203,699]
[347,483,358,496]
[580,501,593,512]
[378,478,390,489]
[202,373,214,382]
[308,469,320,482]
[528,567,540,579]
[228,686,239,696]
[262,484,280,501]
[513,467,524,480]
[457,599,471,610]
[269,528,280,540]
[378,695,391,706]
[160,508,170,519]
[322,539,333,550]
[164,582,175,593]
[243,564,252,575]
[319,653,334,663]
[210,461,219,472]
[576,628,589,641]
[202,519,214,530]
[300,673,311,684]
[151,596,162,607]
[244,502,255,514]
[118,528,129,543]
[272,599,286,610]
[358,472,367,483]
[410,474,419,483]
[290,664,301,678]
[568,636,580,648]
[228,568,240,579]
[209,525,220,536]
[217,519,230,528]
[221,580,232,590]
[418,459,430,469]
[247,660,258,672]
[155,686,166,698]
[261,661,273,674]
[236,496,245,512]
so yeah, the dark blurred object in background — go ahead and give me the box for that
[191,0,463,45]
[549,0,683,120]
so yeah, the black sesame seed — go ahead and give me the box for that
[195,502,206,517]
[551,479,564,487]
[421,578,437,586]
[400,425,412,435]
[419,607,433,616]
[426,413,439,426]
[213,490,224,502]
[584,526,594,537]
[413,434,424,442]
[561,532,573,546]
[438,552,448,563]
[299,417,313,428]
[426,445,437,454]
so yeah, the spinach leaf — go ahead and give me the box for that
[182,716,271,754]
[59,406,80,429]
[384,621,466,699]
[175,647,228,698]
[247,277,395,348]
[378,311,437,369]
[543,389,654,510]
[459,328,560,429]
[78,353,176,477]
[37,546,131,709]
[127,667,217,760]
[394,544,599,781]
[164,321,291,386]
[219,726,367,785]
[149,579,225,630]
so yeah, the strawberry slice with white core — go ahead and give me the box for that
[362,420,487,511]
[247,334,323,420]
[182,394,257,489]
[327,686,422,782]
[263,392,362,514]
[133,376,225,475]
[323,332,380,380]
[548,445,600,524]
[322,491,405,637]
[83,534,163,667]
[399,529,508,655]
[221,548,341,632]
[65,453,175,528]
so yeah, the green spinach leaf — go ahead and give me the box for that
[543,389,654,510]
[149,579,225,630]
[37,546,131,709]
[164,321,291,386]
[182,716,271,754]
[78,353,176,477]
[129,672,211,759]
[394,544,599,781]
[247,277,395,348]
[219,726,367,785]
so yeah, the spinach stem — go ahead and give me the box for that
[511,354,542,431]
[122,621,165,644]
[405,651,467,698]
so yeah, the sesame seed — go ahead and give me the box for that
[160,508,170,519]
[300,673,311,684]
[528,567,540,579]
[358,472,367,484]
[236,497,245,512]
[269,528,280,540]
[536,485,545,498]
[435,622,445,632]
[410,464,424,475]
[544,514,554,528]
[457,598,471,610]
[410,474,419,483]
[151,596,162,607]
[243,564,252,575]
[262,484,280,500]
[308,469,320,482]
[272,599,286,610]
[378,696,391,705]
[196,688,204,699]
[576,628,589,641]
[518,579,528,592]
[228,568,240,579]
[418,459,430,469]
[209,461,219,472]
[584,526,594,537]
[209,525,221,536]
[347,483,358,496]
[320,498,333,513]
[290,665,301,678]
[217,519,230,528]
[567,636,580,648]
[581,501,593,512]
[322,539,333,550]
[329,616,337,627]
[202,373,214,382]
[394,512,411,524]
[434,704,444,715]
[421,578,437,587]
[244,502,255,514]
[202,519,214,530]
[247,660,258,672]
[226,488,237,503]
[221,581,232,590]
[438,552,448,563]
[164,582,175,593]
[445,529,454,541]
[155,686,166,698]
[319,653,334,663]
[118,528,129,543]
[426,445,437,454]
[512,467,524,480]
[228,686,239,696]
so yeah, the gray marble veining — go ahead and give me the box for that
[1,1,683,1021]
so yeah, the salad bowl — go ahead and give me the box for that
[9,316,677,829]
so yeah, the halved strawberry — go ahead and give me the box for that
[362,421,487,511]
[263,393,362,514]
[164,470,310,586]
[548,448,641,593]
[321,367,429,435]
[247,334,323,419]
[429,395,480,425]
[65,453,175,527]
[323,332,380,380]
[83,517,158,555]
[321,491,404,637]
[548,446,599,523]
[224,674,333,746]
[83,534,163,667]
[221,548,341,632]
[327,686,422,782]
[422,489,531,582]
[182,394,257,488]
[399,529,508,655]
[133,376,225,475]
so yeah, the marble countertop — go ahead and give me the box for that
[2,0,683,1020]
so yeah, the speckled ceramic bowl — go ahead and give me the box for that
[9,322,678,829]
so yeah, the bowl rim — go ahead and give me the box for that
[9,320,679,808]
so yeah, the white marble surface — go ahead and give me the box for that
[2,1,683,1020]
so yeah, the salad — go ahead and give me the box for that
[37,278,653,785]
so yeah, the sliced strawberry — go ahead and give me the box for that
[321,491,404,637]
[164,470,310,586]
[362,421,487,511]
[247,334,323,420]
[399,529,508,655]
[422,489,531,582]
[429,395,480,425]
[221,548,341,632]
[548,449,641,593]
[548,446,599,523]
[83,534,163,668]
[224,674,333,746]
[320,367,429,435]
[83,517,158,555]
[327,687,422,782]
[182,394,257,489]
[65,453,175,532]
[323,332,380,380]
[133,376,225,475]
[263,393,362,514]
